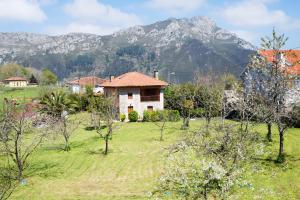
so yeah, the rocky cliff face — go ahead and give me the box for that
[0,16,255,82]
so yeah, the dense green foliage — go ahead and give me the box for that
[41,69,57,85]
[143,110,180,122]
[120,113,126,122]
[128,111,138,122]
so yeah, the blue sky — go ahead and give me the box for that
[0,0,299,48]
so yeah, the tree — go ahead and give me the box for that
[29,74,38,84]
[0,64,30,80]
[152,111,168,141]
[200,85,222,129]
[41,69,57,85]
[244,29,292,162]
[155,123,263,200]
[40,91,78,151]
[95,96,118,155]
[0,99,52,181]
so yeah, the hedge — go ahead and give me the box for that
[143,110,180,122]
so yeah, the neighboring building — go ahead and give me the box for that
[260,50,300,87]
[4,77,28,87]
[242,50,300,109]
[66,76,106,94]
[101,71,168,120]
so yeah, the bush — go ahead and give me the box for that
[142,109,180,122]
[120,113,126,122]
[151,111,162,122]
[167,110,180,122]
[143,110,152,122]
[128,111,138,122]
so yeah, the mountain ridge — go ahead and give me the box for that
[0,16,255,82]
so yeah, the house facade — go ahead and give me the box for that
[101,71,168,119]
[66,76,106,94]
[4,77,28,87]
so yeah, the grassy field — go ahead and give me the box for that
[11,114,187,200]
[3,113,300,200]
[0,87,41,107]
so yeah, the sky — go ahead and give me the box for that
[0,0,299,48]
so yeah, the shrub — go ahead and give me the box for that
[120,113,126,122]
[128,111,138,122]
[143,110,152,122]
[151,111,162,122]
[167,110,180,122]
[142,109,180,122]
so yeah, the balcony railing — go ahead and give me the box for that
[140,95,160,102]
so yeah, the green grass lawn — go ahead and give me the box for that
[0,87,41,107]
[5,116,300,200]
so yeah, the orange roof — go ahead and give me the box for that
[67,76,106,86]
[259,50,300,75]
[101,72,168,88]
[4,76,27,81]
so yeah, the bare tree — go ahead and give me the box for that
[0,99,52,181]
[152,111,168,141]
[95,96,119,155]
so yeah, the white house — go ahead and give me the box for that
[101,71,168,119]
[66,76,106,94]
[3,77,28,87]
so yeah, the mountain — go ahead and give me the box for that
[0,16,255,82]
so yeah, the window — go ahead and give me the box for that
[147,106,153,112]
[140,88,160,102]
[128,93,133,99]
[128,106,133,113]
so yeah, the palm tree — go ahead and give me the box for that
[40,91,78,151]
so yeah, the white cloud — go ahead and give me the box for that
[47,22,121,36]
[62,0,141,33]
[233,30,257,43]
[0,0,47,23]
[145,0,205,14]
[221,0,300,29]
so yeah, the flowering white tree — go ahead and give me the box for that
[154,123,263,199]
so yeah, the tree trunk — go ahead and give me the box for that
[104,137,108,155]
[267,122,272,142]
[63,119,70,151]
[277,126,285,163]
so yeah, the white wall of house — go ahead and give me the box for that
[118,87,164,120]
[70,85,104,94]
[7,81,27,87]
[71,85,81,93]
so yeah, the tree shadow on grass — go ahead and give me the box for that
[84,125,107,131]
[26,162,62,178]
[85,148,115,156]
[252,154,300,170]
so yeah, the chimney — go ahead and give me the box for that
[153,69,159,80]
[110,75,115,82]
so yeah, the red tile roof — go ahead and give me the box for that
[259,50,300,75]
[67,76,106,86]
[101,72,168,88]
[4,76,27,81]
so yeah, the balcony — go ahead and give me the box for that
[140,95,160,102]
